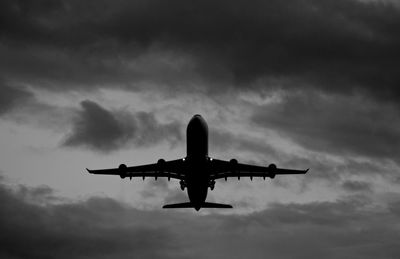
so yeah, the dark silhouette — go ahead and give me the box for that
[87,115,308,211]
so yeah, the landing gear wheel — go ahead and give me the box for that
[180,180,186,191]
[209,180,215,191]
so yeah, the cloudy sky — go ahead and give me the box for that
[1,0,400,258]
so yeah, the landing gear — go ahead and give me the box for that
[209,180,215,191]
[180,180,187,191]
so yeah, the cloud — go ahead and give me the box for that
[209,127,278,160]
[63,100,182,152]
[0,182,182,259]
[0,81,33,115]
[1,2,399,257]
[251,90,400,161]
[140,178,171,200]
[0,0,399,105]
[341,180,373,193]
[0,178,400,259]
[15,183,63,205]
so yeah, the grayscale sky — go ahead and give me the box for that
[0,0,400,258]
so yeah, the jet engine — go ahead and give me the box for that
[155,159,166,180]
[230,159,239,179]
[268,163,277,179]
[157,159,165,171]
[119,164,128,179]
[230,159,238,171]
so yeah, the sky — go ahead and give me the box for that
[0,0,400,258]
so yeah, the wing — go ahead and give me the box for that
[209,158,308,180]
[86,158,185,180]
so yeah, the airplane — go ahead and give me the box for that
[86,114,308,211]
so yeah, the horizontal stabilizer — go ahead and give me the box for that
[163,202,193,208]
[202,202,233,208]
[163,202,232,209]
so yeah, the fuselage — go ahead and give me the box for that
[185,114,209,210]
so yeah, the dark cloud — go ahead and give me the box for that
[1,179,400,259]
[63,100,135,151]
[282,155,394,184]
[63,100,182,152]
[15,184,63,204]
[389,201,400,218]
[341,180,373,193]
[209,128,278,160]
[0,79,76,131]
[1,1,399,257]
[0,181,183,259]
[0,81,33,115]
[251,90,400,161]
[0,0,399,103]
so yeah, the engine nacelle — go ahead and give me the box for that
[268,163,277,179]
[157,159,165,169]
[230,159,238,173]
[119,164,127,179]
[156,159,166,179]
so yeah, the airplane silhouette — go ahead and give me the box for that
[87,114,308,211]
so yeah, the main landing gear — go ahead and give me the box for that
[180,180,187,191]
[209,180,215,191]
[179,180,215,191]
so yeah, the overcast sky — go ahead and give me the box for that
[1,0,400,258]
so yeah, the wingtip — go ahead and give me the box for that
[305,168,310,173]
[85,168,91,174]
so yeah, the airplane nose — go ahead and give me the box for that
[189,114,205,125]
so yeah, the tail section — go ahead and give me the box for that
[163,202,233,209]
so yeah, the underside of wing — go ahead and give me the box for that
[209,158,308,180]
[86,158,186,180]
